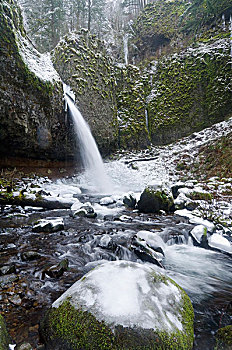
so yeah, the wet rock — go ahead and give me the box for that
[123,192,137,209]
[190,225,209,248]
[0,314,11,350]
[16,343,33,350]
[171,182,186,199]
[131,234,164,268]
[0,264,16,276]
[42,259,69,279]
[32,218,64,233]
[40,261,194,350]
[0,274,19,288]
[8,294,22,306]
[138,187,175,214]
[73,203,97,219]
[21,251,42,261]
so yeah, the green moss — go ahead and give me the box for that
[0,314,11,350]
[40,300,115,350]
[215,325,232,350]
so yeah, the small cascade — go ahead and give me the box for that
[64,86,112,193]
[222,13,226,30]
[123,34,129,65]
[230,15,232,60]
[145,109,149,132]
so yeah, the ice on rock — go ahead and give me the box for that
[190,225,207,244]
[53,260,184,332]
[100,196,115,206]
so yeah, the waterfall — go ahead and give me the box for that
[230,15,232,60]
[222,13,226,30]
[145,109,149,132]
[123,34,129,65]
[64,89,112,193]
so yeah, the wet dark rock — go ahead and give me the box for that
[138,187,175,214]
[8,294,22,306]
[171,182,186,199]
[0,264,16,276]
[21,251,42,262]
[16,343,33,350]
[42,259,69,279]
[123,192,137,209]
[32,218,64,233]
[0,274,19,288]
[130,236,164,268]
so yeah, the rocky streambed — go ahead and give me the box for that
[0,170,231,350]
[1,119,232,350]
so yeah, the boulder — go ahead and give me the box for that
[40,260,194,350]
[138,187,175,213]
[32,218,64,233]
[215,325,232,350]
[123,192,137,209]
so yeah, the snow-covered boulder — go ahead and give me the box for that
[71,201,97,219]
[40,261,194,350]
[208,234,232,254]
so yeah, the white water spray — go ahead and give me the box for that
[123,34,129,65]
[64,88,112,193]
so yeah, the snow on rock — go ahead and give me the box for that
[17,33,60,82]
[136,230,165,252]
[32,218,64,233]
[190,225,207,244]
[175,209,215,233]
[100,196,116,206]
[53,260,188,333]
[208,234,232,254]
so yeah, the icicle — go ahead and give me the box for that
[222,13,226,31]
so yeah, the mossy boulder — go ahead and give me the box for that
[0,0,74,162]
[138,187,175,213]
[40,261,194,350]
[0,314,11,350]
[215,325,232,350]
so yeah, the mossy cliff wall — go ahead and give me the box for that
[52,31,119,156]
[0,0,73,162]
[147,38,232,144]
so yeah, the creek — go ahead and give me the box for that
[0,110,231,349]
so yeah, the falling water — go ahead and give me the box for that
[64,91,112,193]
[222,13,226,30]
[123,34,129,65]
[230,15,232,60]
[145,109,149,132]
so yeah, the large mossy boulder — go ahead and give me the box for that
[40,260,194,350]
[138,187,175,214]
[52,31,118,156]
[215,325,232,350]
[0,314,11,350]
[0,0,73,162]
